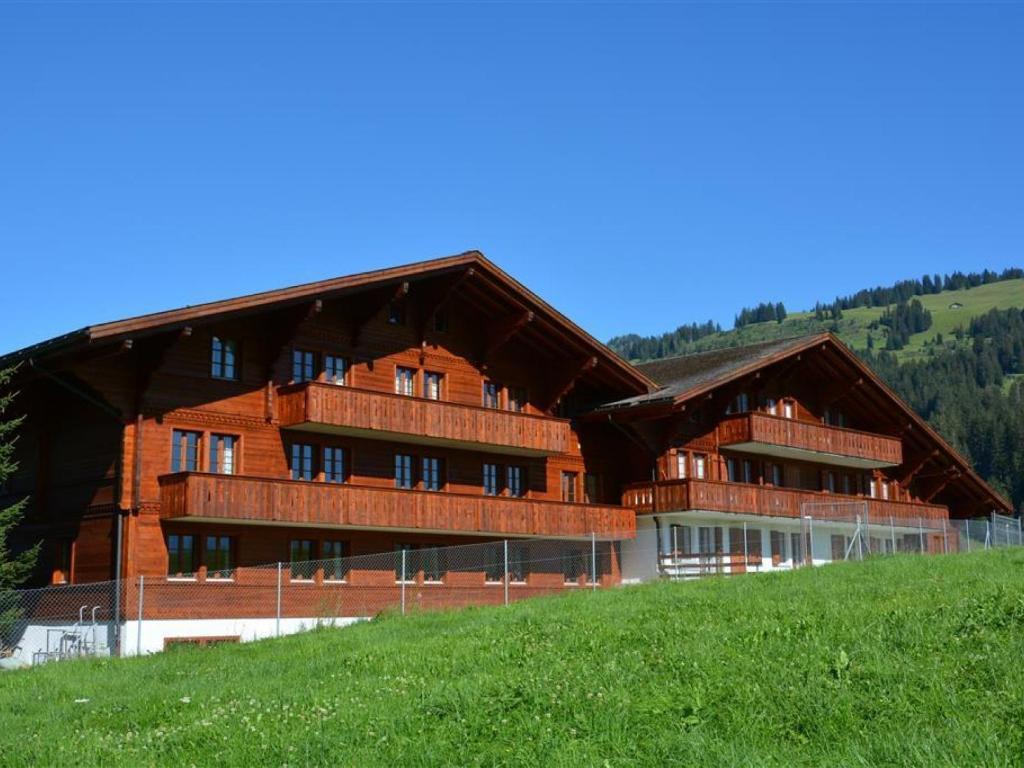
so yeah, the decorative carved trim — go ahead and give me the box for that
[160,408,273,431]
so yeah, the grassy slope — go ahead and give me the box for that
[3,552,1024,767]
[631,279,1024,362]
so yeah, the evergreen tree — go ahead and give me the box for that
[1,365,37,651]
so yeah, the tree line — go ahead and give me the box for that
[607,320,723,364]
[735,302,787,328]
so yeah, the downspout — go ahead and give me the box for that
[28,358,127,653]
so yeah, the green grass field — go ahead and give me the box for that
[3,552,1024,767]
[640,279,1024,363]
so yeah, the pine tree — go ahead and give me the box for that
[1,365,37,651]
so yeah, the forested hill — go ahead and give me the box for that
[608,272,1024,514]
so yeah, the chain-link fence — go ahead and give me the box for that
[4,512,1022,666]
[1,534,617,664]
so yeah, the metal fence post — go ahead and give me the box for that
[807,515,814,566]
[742,521,749,568]
[136,575,144,657]
[965,519,971,553]
[591,532,597,592]
[276,562,282,638]
[503,540,509,607]
[918,518,925,554]
[863,506,871,556]
[942,519,948,554]
[400,548,407,616]
[986,520,991,549]
[1018,518,1022,547]
[889,515,896,554]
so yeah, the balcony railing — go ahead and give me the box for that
[717,412,903,468]
[277,382,572,456]
[159,472,635,539]
[621,479,947,523]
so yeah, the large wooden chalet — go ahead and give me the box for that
[1,251,1010,591]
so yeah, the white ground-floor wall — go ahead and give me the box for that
[4,616,366,666]
[620,510,922,584]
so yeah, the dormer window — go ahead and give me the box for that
[726,392,749,415]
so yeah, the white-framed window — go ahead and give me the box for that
[676,451,687,479]
[395,366,416,396]
[424,371,443,401]
[782,400,795,419]
[209,434,237,475]
[692,454,707,480]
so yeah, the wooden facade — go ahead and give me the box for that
[0,252,1011,592]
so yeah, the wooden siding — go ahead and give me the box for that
[159,472,635,539]
[717,413,903,466]
[622,479,947,523]
[278,382,572,455]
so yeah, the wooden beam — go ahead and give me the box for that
[480,310,534,368]
[351,282,408,348]
[416,268,474,347]
[262,299,323,378]
[133,327,192,413]
[923,468,960,503]
[544,356,597,412]
[900,449,940,486]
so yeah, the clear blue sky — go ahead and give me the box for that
[2,2,1022,353]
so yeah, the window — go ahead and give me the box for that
[763,397,778,416]
[422,456,442,491]
[209,434,237,475]
[395,543,416,582]
[825,471,837,493]
[432,309,449,333]
[204,535,234,579]
[167,534,195,578]
[768,463,784,487]
[292,349,316,383]
[421,547,445,583]
[395,366,416,396]
[323,446,346,483]
[388,301,406,325]
[507,465,525,498]
[290,539,316,580]
[676,451,687,479]
[562,546,585,584]
[509,542,529,583]
[742,460,754,484]
[669,524,692,555]
[584,473,601,503]
[692,454,707,481]
[325,355,348,385]
[485,544,504,583]
[507,386,527,413]
[726,392,749,415]
[424,371,443,401]
[727,458,739,482]
[211,336,238,380]
[841,473,853,495]
[291,443,314,481]
[698,526,722,555]
[782,400,795,419]
[824,407,847,428]
[395,453,414,489]
[483,463,500,496]
[770,531,787,563]
[323,540,349,582]
[561,471,578,503]
[171,430,201,473]
[482,381,500,409]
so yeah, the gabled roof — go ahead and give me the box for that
[602,336,817,410]
[596,332,1011,513]
[1,250,655,395]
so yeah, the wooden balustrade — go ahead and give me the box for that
[717,412,903,467]
[277,382,572,456]
[159,472,635,539]
[621,479,947,523]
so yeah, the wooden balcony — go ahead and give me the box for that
[159,472,635,539]
[621,479,947,523]
[717,412,903,468]
[277,382,572,456]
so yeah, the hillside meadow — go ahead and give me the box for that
[2,551,1023,767]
